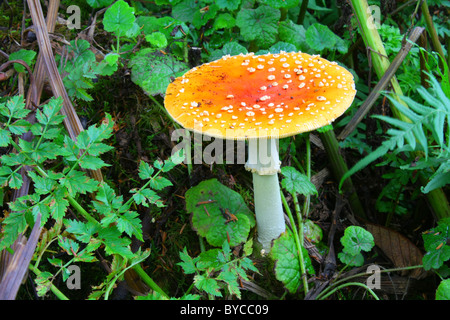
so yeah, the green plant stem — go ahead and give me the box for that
[132,264,169,298]
[280,190,309,294]
[350,0,450,219]
[28,264,69,300]
[297,0,309,25]
[302,135,311,219]
[315,264,423,300]
[421,0,447,79]
[319,130,366,219]
[318,281,380,300]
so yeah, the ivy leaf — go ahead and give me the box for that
[185,179,255,247]
[103,0,135,36]
[281,166,318,197]
[236,6,280,49]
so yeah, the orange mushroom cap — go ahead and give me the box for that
[164,51,356,140]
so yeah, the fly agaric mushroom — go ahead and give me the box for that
[164,51,356,250]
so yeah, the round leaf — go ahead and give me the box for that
[185,179,255,247]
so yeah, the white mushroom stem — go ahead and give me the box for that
[245,138,285,251]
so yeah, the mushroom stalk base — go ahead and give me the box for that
[252,173,285,251]
[246,138,286,251]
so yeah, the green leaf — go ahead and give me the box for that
[271,231,314,293]
[338,250,364,267]
[116,211,143,241]
[162,149,185,172]
[149,176,172,191]
[60,170,99,196]
[209,42,248,62]
[422,218,450,270]
[278,20,308,51]
[185,179,255,247]
[138,160,154,180]
[436,279,450,300]
[9,49,36,73]
[340,226,374,256]
[216,0,241,10]
[192,4,219,29]
[98,226,134,258]
[103,0,135,36]
[64,219,100,243]
[236,6,280,49]
[0,95,30,119]
[194,274,222,297]
[129,49,188,96]
[258,0,299,9]
[305,23,336,53]
[145,32,168,48]
[0,210,27,251]
[87,0,114,8]
[177,247,200,274]
[281,166,318,197]
[213,13,236,30]
[0,129,11,147]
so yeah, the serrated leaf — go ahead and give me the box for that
[305,23,337,53]
[236,6,280,49]
[97,227,133,258]
[9,49,36,73]
[194,274,222,297]
[138,160,154,180]
[340,226,374,256]
[436,279,450,300]
[149,176,172,190]
[64,219,100,243]
[185,179,255,247]
[103,0,135,36]
[271,231,314,293]
[129,49,188,96]
[178,247,200,274]
[281,166,318,197]
[116,211,143,241]
[278,20,308,51]
[60,170,99,196]
[258,0,299,8]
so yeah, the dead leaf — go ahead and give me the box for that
[366,223,427,279]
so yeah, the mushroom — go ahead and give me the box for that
[164,51,356,250]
